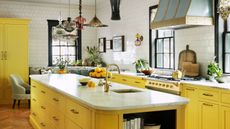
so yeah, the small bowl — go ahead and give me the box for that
[141,70,153,75]
[79,81,88,86]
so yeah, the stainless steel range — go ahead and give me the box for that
[145,77,181,95]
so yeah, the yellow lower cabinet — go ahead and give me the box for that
[95,113,119,129]
[48,110,65,129]
[221,106,230,129]
[182,86,199,129]
[198,101,219,129]
[65,118,82,129]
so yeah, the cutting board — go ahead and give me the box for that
[178,45,197,70]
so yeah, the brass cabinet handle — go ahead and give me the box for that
[32,85,36,88]
[202,93,213,97]
[1,51,3,60]
[4,51,7,60]
[134,81,141,84]
[70,109,79,114]
[41,106,46,110]
[32,112,36,116]
[40,123,46,127]
[186,88,195,91]
[122,79,127,81]
[203,103,213,107]
[52,98,59,102]
[32,98,36,102]
[52,116,59,121]
[41,90,46,94]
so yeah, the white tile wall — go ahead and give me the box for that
[0,0,97,66]
[96,0,215,76]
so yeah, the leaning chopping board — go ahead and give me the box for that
[178,45,197,70]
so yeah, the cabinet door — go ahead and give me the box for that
[199,101,219,129]
[221,106,230,129]
[182,86,199,129]
[3,24,28,103]
[0,24,4,102]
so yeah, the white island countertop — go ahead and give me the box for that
[30,74,188,111]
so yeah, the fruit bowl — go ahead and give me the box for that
[79,78,91,86]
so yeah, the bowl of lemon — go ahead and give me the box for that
[89,67,107,78]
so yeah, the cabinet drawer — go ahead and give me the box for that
[49,90,66,112]
[65,118,82,129]
[66,99,91,129]
[221,91,230,105]
[199,89,220,102]
[49,110,65,129]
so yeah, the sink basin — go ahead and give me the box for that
[111,89,143,94]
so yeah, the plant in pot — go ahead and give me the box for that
[207,58,223,82]
[85,46,106,67]
[133,59,148,73]
[56,58,69,74]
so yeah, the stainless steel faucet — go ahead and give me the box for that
[104,64,121,92]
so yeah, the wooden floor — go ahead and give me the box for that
[0,104,33,129]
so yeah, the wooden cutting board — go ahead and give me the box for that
[178,45,197,70]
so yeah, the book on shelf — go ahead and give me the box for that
[123,117,143,129]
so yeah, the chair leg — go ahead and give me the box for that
[18,100,20,108]
[28,99,30,108]
[12,99,16,109]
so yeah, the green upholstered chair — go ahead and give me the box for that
[9,74,30,108]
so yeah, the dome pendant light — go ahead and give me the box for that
[85,0,108,27]
[110,0,121,20]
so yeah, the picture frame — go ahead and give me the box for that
[106,40,113,50]
[98,37,106,53]
[112,35,125,52]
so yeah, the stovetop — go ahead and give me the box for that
[148,74,201,81]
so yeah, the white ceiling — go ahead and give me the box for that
[6,0,104,5]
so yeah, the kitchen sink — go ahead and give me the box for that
[111,89,143,94]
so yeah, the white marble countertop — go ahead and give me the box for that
[30,74,188,111]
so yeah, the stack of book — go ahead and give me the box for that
[123,117,143,129]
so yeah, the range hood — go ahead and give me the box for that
[151,0,214,30]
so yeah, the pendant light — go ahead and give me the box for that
[84,0,108,27]
[110,0,121,20]
[63,0,76,32]
[75,0,86,30]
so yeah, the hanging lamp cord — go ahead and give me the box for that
[79,0,82,17]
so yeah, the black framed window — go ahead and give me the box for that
[149,5,175,69]
[47,20,82,66]
[155,30,175,69]
[223,32,230,73]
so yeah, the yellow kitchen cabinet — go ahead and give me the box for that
[221,106,230,129]
[198,101,219,129]
[0,18,30,104]
[181,85,199,129]
[109,73,146,89]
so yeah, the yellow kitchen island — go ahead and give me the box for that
[30,74,188,129]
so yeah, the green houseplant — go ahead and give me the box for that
[207,58,223,81]
[133,59,148,73]
[56,58,69,74]
[85,46,106,66]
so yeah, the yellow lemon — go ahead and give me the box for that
[101,68,106,72]
[96,73,102,78]
[101,72,106,78]
[95,67,102,73]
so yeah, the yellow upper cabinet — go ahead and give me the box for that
[0,18,30,104]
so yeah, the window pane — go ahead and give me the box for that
[157,54,163,68]
[171,54,174,69]
[157,39,163,53]
[226,33,230,52]
[170,38,174,53]
[164,54,170,68]
[225,54,230,73]
[52,56,60,65]
[68,56,76,64]
[68,40,76,45]
[164,39,170,53]
[158,30,173,38]
[68,47,75,55]
[52,40,60,45]
[60,40,67,45]
[52,47,60,56]
[60,47,68,56]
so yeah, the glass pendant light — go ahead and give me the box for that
[63,0,76,32]
[84,0,108,27]
[75,0,86,30]
[110,0,121,20]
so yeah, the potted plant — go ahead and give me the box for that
[85,46,106,66]
[56,58,69,74]
[207,58,223,81]
[133,59,148,73]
